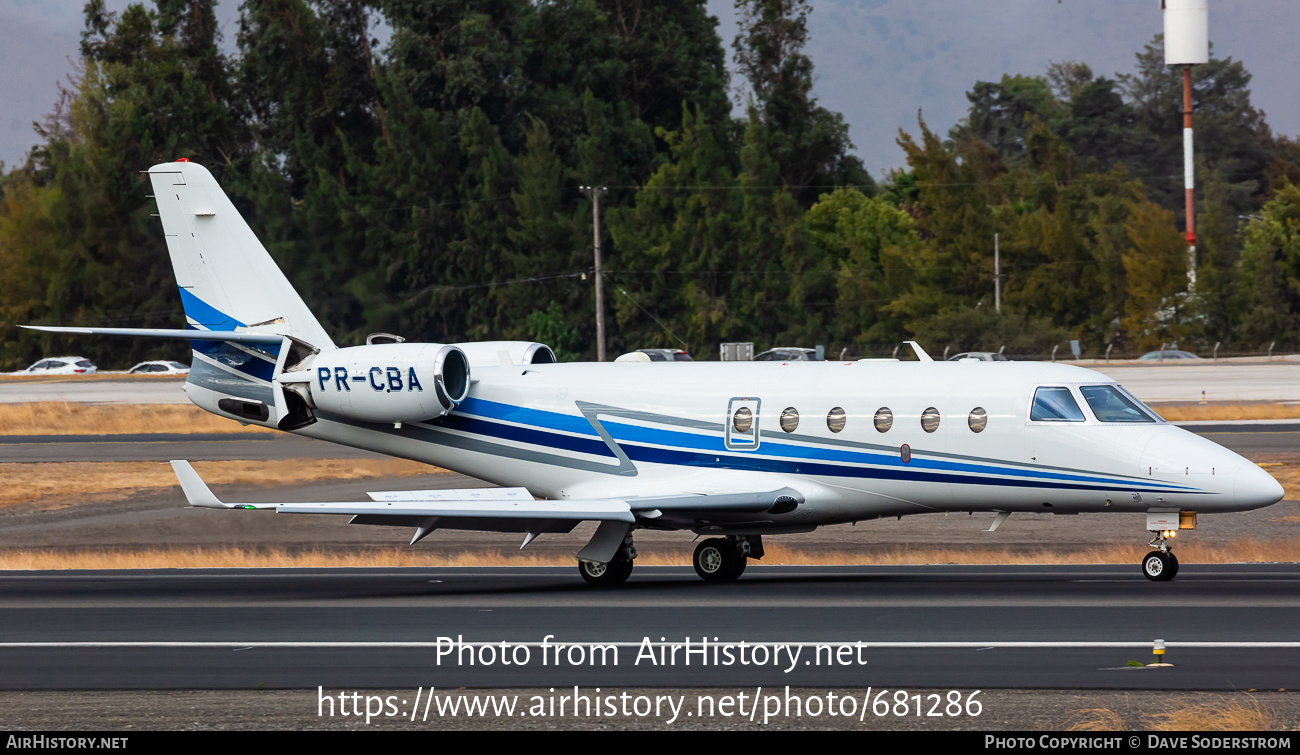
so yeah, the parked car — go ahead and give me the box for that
[754,347,819,362]
[128,361,190,374]
[947,352,1010,362]
[1137,350,1200,361]
[631,349,693,362]
[22,357,97,375]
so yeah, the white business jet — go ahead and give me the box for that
[26,161,1285,584]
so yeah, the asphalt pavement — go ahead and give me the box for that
[1,565,1297,690]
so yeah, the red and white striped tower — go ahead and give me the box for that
[1164,0,1209,292]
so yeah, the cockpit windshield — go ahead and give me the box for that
[1079,384,1160,422]
[1030,386,1085,421]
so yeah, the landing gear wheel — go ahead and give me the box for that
[578,552,633,586]
[1142,551,1175,582]
[693,538,746,582]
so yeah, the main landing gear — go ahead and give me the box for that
[1141,529,1180,582]
[578,533,636,586]
[693,536,762,582]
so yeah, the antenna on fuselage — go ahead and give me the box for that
[905,341,934,362]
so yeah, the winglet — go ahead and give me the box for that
[170,460,228,509]
[905,340,934,362]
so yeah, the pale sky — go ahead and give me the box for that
[3,1,1297,178]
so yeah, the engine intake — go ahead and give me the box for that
[453,341,556,367]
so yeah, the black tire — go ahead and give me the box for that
[693,538,745,582]
[1166,552,1180,580]
[1142,551,1171,581]
[578,553,633,586]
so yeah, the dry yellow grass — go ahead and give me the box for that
[3,539,1299,571]
[0,547,571,570]
[1155,403,1300,421]
[0,458,442,508]
[1065,696,1279,732]
[0,402,271,435]
[1146,698,1277,731]
[1066,707,1128,731]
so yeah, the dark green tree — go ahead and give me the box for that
[732,0,869,205]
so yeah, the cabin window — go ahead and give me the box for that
[1030,386,1085,422]
[968,407,988,432]
[780,407,800,433]
[874,407,893,433]
[921,406,941,433]
[733,406,754,433]
[826,407,847,433]
[1079,385,1158,422]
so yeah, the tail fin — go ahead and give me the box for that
[148,161,335,350]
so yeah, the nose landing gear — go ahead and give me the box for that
[1141,530,1180,582]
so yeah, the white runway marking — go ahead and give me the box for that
[4,641,1300,649]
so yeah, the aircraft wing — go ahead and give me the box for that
[171,460,633,520]
[170,461,804,562]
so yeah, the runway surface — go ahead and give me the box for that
[0,377,187,404]
[1091,360,1300,403]
[6,424,1299,462]
[0,432,389,462]
[2,565,1298,690]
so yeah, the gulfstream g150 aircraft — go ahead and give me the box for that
[26,161,1285,584]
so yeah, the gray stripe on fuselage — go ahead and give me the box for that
[317,412,640,476]
[576,402,722,433]
[584,401,1154,485]
[575,401,641,476]
[756,426,1155,483]
[187,357,275,404]
[315,402,1169,490]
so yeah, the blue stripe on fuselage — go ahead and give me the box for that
[448,398,1203,494]
[190,340,277,382]
[176,289,279,382]
[438,414,615,458]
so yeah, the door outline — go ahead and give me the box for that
[725,397,761,451]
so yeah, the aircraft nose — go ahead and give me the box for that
[1235,463,1285,510]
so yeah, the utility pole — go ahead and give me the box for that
[1164,0,1208,293]
[580,185,607,361]
[994,233,1001,315]
[1182,63,1196,292]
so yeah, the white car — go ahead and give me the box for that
[127,361,190,375]
[23,357,98,374]
[948,352,1010,362]
[755,347,819,361]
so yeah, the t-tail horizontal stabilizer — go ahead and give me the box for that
[23,325,287,346]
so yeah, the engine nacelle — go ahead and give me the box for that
[307,343,470,423]
[453,341,556,367]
